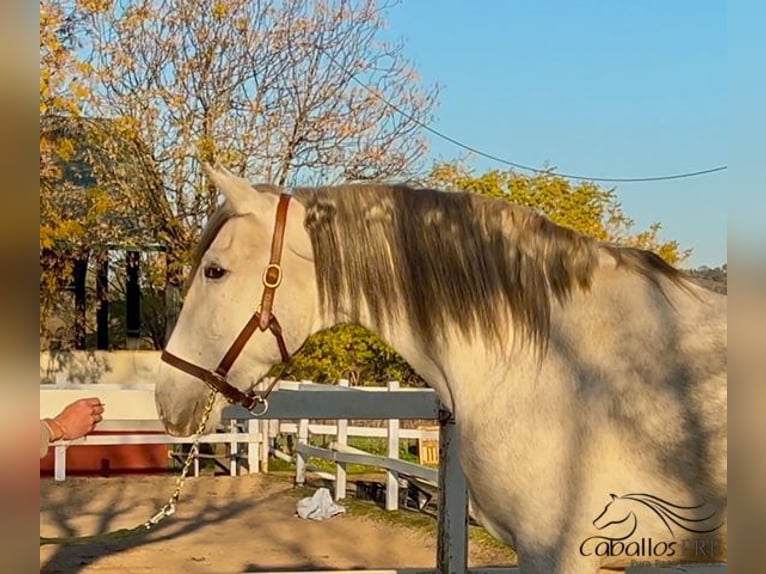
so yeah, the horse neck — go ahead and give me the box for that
[314,252,675,413]
[314,292,499,414]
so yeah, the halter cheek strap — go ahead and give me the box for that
[160,193,293,412]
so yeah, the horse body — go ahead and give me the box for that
[459,274,725,572]
[371,258,726,573]
[155,164,726,574]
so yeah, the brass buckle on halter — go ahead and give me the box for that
[262,263,282,289]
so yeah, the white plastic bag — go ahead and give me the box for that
[295,487,346,520]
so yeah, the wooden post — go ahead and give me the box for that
[126,250,141,350]
[248,419,260,474]
[437,407,468,574]
[72,257,88,350]
[96,255,109,350]
[295,418,309,487]
[164,253,181,345]
[335,378,349,501]
[386,380,400,511]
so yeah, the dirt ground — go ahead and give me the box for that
[40,473,516,574]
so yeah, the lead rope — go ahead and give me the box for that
[40,369,287,548]
[40,388,219,547]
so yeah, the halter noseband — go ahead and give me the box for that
[160,193,293,412]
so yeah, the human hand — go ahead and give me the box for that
[45,397,105,441]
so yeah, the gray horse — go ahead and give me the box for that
[155,164,727,573]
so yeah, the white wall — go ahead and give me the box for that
[40,351,164,429]
[40,350,162,386]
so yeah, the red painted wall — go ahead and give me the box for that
[40,431,171,477]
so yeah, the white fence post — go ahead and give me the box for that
[295,418,309,486]
[386,380,400,511]
[248,419,259,474]
[258,379,270,473]
[437,407,468,574]
[335,378,349,501]
[229,419,238,476]
[54,445,66,482]
[260,417,270,472]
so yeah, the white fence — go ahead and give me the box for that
[40,379,439,510]
[40,377,727,574]
[40,381,255,480]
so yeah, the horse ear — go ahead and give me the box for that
[610,493,618,500]
[202,162,274,215]
[202,162,313,261]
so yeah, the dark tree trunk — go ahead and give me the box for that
[96,253,109,350]
[72,256,88,350]
[163,250,183,347]
[126,250,141,349]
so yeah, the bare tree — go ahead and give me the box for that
[41,0,437,348]
[80,0,438,249]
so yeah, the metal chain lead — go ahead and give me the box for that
[40,389,219,546]
[143,388,219,529]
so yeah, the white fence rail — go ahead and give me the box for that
[40,377,726,574]
[40,379,439,501]
[40,381,252,480]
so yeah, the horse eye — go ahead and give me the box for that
[203,265,228,280]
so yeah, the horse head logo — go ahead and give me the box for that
[580,492,726,558]
[593,493,634,531]
[592,493,725,538]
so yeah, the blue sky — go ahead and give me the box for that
[382,1,729,267]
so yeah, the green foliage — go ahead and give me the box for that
[428,161,690,265]
[279,324,422,386]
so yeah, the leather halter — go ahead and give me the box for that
[160,193,293,412]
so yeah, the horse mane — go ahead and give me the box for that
[292,183,690,353]
[189,182,689,352]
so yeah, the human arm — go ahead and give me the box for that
[40,397,105,458]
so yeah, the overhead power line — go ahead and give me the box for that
[322,50,727,184]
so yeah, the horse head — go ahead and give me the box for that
[593,493,634,531]
[155,164,318,436]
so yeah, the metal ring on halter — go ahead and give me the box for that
[248,397,269,417]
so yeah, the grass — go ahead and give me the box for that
[289,481,517,563]
[270,433,498,550]
[182,432,514,561]
[270,434,438,475]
